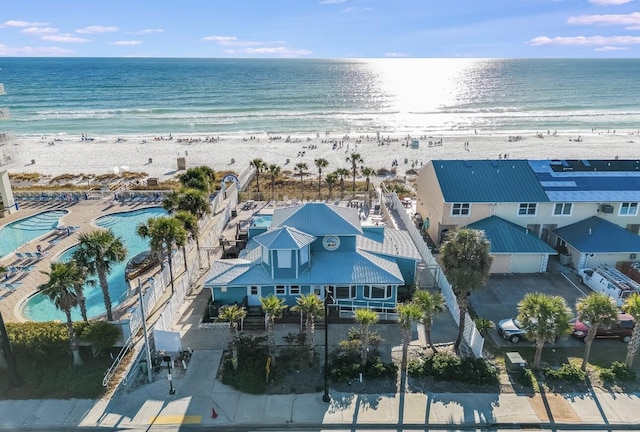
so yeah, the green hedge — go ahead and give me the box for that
[408,352,499,385]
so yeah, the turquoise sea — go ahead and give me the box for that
[2,58,640,136]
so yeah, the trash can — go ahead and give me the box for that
[505,352,527,371]
[231,209,237,218]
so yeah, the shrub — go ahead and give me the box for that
[544,363,586,383]
[329,355,397,382]
[76,321,119,357]
[221,335,269,394]
[599,361,637,383]
[408,352,499,385]
[513,368,537,388]
[7,322,69,363]
[473,318,495,337]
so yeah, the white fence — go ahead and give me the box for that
[383,189,484,358]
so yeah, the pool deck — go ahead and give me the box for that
[0,197,161,322]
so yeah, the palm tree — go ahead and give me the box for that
[178,166,216,193]
[163,187,211,220]
[325,172,338,199]
[218,304,247,369]
[137,216,188,295]
[576,292,618,371]
[174,210,199,264]
[360,166,376,195]
[291,293,325,365]
[39,261,84,366]
[413,290,446,352]
[518,292,573,370]
[73,229,127,322]
[335,168,350,197]
[397,302,423,381]
[314,158,329,198]
[250,158,265,194]
[354,308,379,365]
[260,295,287,367]
[346,152,363,195]
[295,162,308,192]
[623,292,640,367]
[439,228,493,352]
[267,164,281,201]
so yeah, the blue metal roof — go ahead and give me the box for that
[253,226,315,250]
[529,159,640,202]
[203,250,404,287]
[271,202,363,236]
[432,160,549,203]
[359,227,422,260]
[554,216,640,253]
[466,216,557,254]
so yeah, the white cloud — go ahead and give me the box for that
[202,35,238,43]
[76,25,118,34]
[132,28,164,35]
[202,35,272,46]
[41,34,91,43]
[341,6,373,13]
[528,35,640,46]
[243,46,312,57]
[0,43,73,56]
[111,40,142,46]
[568,12,640,29]
[1,20,48,28]
[589,0,633,5]
[21,27,58,35]
[319,0,347,3]
[385,52,407,57]
[595,45,629,50]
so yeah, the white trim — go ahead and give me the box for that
[552,202,573,216]
[450,203,471,217]
[517,202,537,217]
[619,202,639,216]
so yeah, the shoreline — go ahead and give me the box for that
[6,129,640,181]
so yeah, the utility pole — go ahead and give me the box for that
[0,309,23,387]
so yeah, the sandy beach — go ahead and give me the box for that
[6,129,640,181]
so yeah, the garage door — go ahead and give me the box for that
[510,254,543,273]
[490,255,511,273]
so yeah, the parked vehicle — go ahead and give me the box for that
[497,317,528,343]
[577,264,640,307]
[570,312,635,343]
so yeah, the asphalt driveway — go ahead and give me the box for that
[470,272,591,348]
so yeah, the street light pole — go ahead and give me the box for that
[323,288,333,403]
[138,278,153,384]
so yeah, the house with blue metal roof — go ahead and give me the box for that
[416,159,640,273]
[204,202,421,318]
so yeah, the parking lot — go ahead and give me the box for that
[470,270,599,348]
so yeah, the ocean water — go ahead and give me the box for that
[1,58,640,136]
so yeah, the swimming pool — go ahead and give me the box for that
[0,210,68,259]
[251,215,272,228]
[22,207,167,322]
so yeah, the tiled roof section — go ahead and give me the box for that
[358,228,422,260]
[466,216,557,254]
[432,160,549,203]
[253,226,316,250]
[554,216,640,253]
[205,251,404,286]
[271,202,363,236]
[529,160,640,202]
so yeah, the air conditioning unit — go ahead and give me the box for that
[600,204,614,214]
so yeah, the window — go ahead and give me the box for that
[275,285,286,295]
[620,202,639,216]
[250,286,259,296]
[277,250,292,268]
[553,203,572,216]
[289,285,300,295]
[518,203,537,216]
[451,203,470,217]
[364,285,392,299]
[333,285,355,299]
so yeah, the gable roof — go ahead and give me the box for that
[253,226,316,250]
[358,227,422,260]
[431,160,549,203]
[554,216,640,253]
[271,202,363,236]
[466,216,557,254]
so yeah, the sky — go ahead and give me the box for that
[1,0,640,58]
